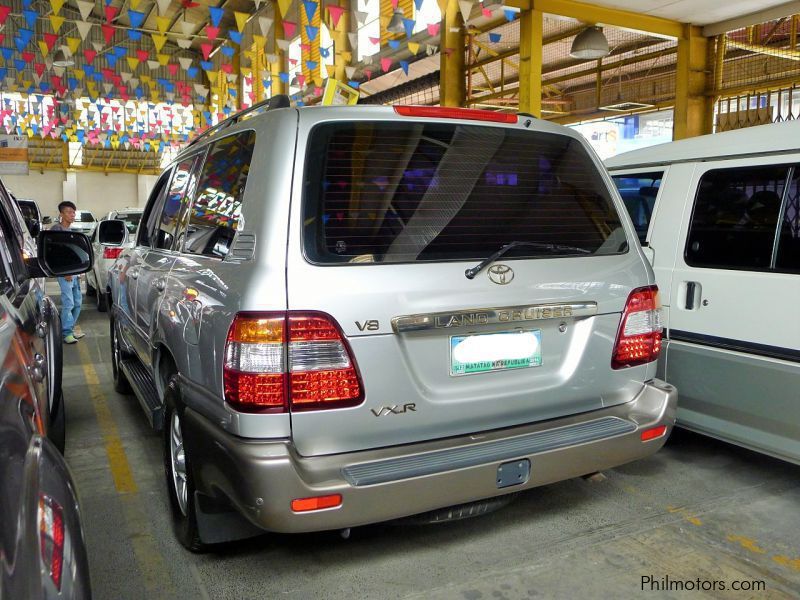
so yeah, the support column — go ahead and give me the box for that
[272,12,289,95]
[440,0,465,107]
[332,0,351,82]
[674,25,712,140]
[518,8,543,117]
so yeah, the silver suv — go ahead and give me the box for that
[104,98,677,551]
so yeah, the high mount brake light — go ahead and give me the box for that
[612,285,663,369]
[393,105,518,123]
[223,312,364,413]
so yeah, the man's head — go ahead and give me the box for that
[58,201,77,226]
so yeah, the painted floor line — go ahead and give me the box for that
[77,341,178,598]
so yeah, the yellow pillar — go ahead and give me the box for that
[518,8,543,116]
[331,0,351,82]
[232,46,241,110]
[440,0,465,107]
[272,12,288,95]
[674,25,712,140]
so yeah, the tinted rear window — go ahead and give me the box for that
[303,122,626,264]
[116,213,143,233]
[16,201,38,221]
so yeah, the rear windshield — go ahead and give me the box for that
[116,212,142,233]
[16,200,38,221]
[76,212,94,222]
[302,122,626,264]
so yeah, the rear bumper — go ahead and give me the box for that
[183,379,676,534]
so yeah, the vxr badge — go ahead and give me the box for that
[487,264,514,285]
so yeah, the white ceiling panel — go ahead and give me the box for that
[583,0,797,25]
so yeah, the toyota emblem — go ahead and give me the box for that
[487,264,514,285]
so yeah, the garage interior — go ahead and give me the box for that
[2,0,799,597]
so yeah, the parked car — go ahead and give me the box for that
[86,208,143,312]
[105,98,677,551]
[606,120,800,465]
[0,178,93,598]
[12,196,42,238]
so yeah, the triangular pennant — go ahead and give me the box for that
[0,6,10,25]
[44,33,59,50]
[277,0,292,18]
[234,11,248,32]
[208,6,224,27]
[325,64,335,78]
[147,60,160,70]
[302,0,318,21]
[76,0,94,20]
[276,39,290,51]
[229,31,243,45]
[380,57,392,72]
[83,49,97,64]
[400,60,409,75]
[67,37,81,55]
[258,16,273,36]
[355,10,368,25]
[403,18,415,38]
[156,0,171,16]
[105,5,119,22]
[156,15,170,34]
[488,32,501,43]
[408,41,420,54]
[283,21,297,38]
[92,41,105,52]
[503,8,518,21]
[127,57,140,70]
[157,53,169,66]
[458,0,473,23]
[427,23,440,36]
[482,8,492,18]
[75,20,93,41]
[345,66,356,78]
[50,0,65,13]
[49,15,65,33]
[305,25,319,41]
[128,9,145,28]
[178,57,193,70]
[200,43,213,60]
[206,25,219,40]
[102,24,115,45]
[151,34,167,52]
[177,38,192,49]
[38,41,50,57]
[136,49,149,62]
[327,5,345,29]
[348,32,358,49]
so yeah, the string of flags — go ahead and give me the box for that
[0,0,513,148]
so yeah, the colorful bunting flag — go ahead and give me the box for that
[208,6,224,27]
[156,15,170,34]
[151,34,167,52]
[234,11,249,32]
[306,26,319,41]
[76,0,94,20]
[50,15,66,33]
[206,25,219,40]
[102,24,115,44]
[283,21,297,38]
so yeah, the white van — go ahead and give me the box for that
[606,120,800,465]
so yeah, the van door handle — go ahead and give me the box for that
[155,278,166,291]
[685,282,696,309]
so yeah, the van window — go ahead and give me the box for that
[776,168,800,272]
[184,130,255,258]
[155,158,197,250]
[303,122,626,264]
[611,172,662,244]
[685,166,788,270]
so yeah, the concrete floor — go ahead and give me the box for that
[60,295,800,599]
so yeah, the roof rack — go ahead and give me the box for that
[187,94,291,148]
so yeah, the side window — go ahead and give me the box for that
[0,184,27,287]
[184,130,255,258]
[138,171,171,248]
[776,167,800,273]
[685,166,788,270]
[611,171,663,244]
[154,158,197,251]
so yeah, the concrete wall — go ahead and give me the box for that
[2,170,157,219]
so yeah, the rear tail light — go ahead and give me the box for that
[224,312,363,413]
[393,105,518,123]
[38,494,65,591]
[103,247,123,260]
[612,285,663,369]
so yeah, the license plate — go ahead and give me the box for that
[450,330,542,376]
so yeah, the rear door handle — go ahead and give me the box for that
[683,281,703,310]
[129,267,139,279]
[155,278,166,291]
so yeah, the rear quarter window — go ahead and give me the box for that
[302,122,627,264]
[611,171,663,244]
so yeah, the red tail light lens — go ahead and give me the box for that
[39,494,65,591]
[103,247,123,259]
[393,105,518,123]
[223,312,363,412]
[612,285,663,369]
[291,494,342,512]
[641,425,667,441]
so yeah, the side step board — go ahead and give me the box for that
[119,358,164,430]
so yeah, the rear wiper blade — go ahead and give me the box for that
[465,241,591,280]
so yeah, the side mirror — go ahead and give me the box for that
[29,230,94,277]
[98,219,127,246]
[24,218,41,237]
[41,215,52,225]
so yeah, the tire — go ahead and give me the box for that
[97,290,108,312]
[110,316,131,394]
[163,377,205,552]
[49,390,66,454]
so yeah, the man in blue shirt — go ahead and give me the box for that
[50,201,85,344]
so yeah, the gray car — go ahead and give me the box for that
[104,98,677,551]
